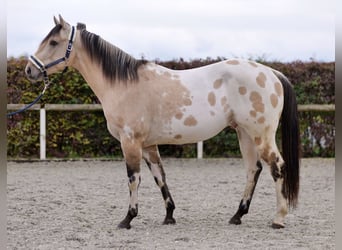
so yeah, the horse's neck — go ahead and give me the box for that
[71,47,115,103]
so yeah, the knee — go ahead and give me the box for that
[121,140,143,167]
[125,151,142,168]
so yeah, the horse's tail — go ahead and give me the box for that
[274,70,301,208]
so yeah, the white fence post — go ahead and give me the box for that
[197,141,203,159]
[40,108,46,160]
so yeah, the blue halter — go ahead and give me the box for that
[29,26,76,86]
[7,26,76,117]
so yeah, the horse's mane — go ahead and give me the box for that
[77,23,147,83]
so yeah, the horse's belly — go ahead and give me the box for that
[146,113,228,146]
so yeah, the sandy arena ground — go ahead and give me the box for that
[7,158,334,249]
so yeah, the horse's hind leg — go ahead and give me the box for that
[143,145,176,225]
[230,127,263,225]
[259,140,288,229]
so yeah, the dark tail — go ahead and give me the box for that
[273,70,301,208]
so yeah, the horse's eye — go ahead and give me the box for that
[49,40,58,46]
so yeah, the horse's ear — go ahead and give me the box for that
[58,14,66,27]
[53,16,59,25]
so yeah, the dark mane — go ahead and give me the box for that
[77,24,147,83]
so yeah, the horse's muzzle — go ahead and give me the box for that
[25,64,42,81]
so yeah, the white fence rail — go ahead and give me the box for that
[7,104,335,160]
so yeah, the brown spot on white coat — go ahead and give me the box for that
[208,92,216,106]
[184,115,198,126]
[274,81,283,96]
[174,134,182,139]
[250,110,257,118]
[221,96,227,106]
[270,94,278,108]
[239,86,247,95]
[249,91,265,113]
[213,79,223,89]
[257,116,265,124]
[175,112,184,120]
[256,72,266,88]
[220,97,229,112]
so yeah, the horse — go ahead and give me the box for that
[25,15,300,229]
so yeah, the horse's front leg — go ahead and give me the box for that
[143,145,176,225]
[117,138,142,229]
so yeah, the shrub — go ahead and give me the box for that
[7,57,335,158]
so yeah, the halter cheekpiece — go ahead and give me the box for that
[29,26,76,86]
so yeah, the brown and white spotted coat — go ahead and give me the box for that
[25,16,300,230]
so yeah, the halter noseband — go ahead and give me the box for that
[29,26,76,85]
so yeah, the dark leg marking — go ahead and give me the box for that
[271,222,285,229]
[144,159,152,170]
[271,162,281,181]
[161,184,176,224]
[118,164,140,229]
[118,204,138,229]
[144,158,176,225]
[251,160,263,196]
[229,199,250,225]
[271,161,287,199]
[229,160,263,225]
[154,177,159,186]
[126,167,135,180]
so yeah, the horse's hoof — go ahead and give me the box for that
[229,216,242,225]
[117,220,132,229]
[163,217,176,225]
[271,222,285,229]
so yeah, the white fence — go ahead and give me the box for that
[7,104,335,160]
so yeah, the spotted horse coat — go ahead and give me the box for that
[25,15,300,230]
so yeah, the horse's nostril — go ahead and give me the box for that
[26,67,31,75]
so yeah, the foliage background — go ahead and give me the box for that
[7,57,335,159]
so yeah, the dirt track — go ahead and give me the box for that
[7,158,334,249]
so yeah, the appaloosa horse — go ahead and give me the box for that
[25,15,300,229]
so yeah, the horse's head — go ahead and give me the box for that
[25,15,76,82]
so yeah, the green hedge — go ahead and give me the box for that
[7,57,335,158]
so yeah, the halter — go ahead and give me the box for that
[29,26,76,86]
[7,26,76,117]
